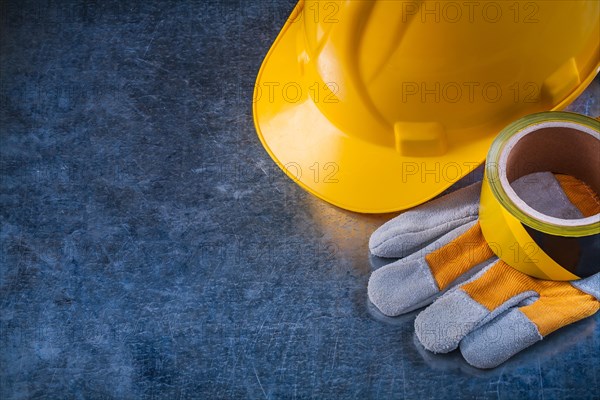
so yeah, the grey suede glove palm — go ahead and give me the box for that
[368,173,600,369]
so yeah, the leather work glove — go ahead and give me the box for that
[368,172,600,369]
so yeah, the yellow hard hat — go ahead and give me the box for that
[253,0,599,213]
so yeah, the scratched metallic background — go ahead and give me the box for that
[1,1,599,399]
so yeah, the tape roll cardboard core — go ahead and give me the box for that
[500,121,600,227]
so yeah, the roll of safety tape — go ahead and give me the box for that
[479,112,600,281]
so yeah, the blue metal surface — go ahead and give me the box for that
[1,1,598,398]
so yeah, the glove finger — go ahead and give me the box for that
[460,275,600,369]
[459,308,542,369]
[418,262,599,362]
[368,220,495,316]
[414,261,540,353]
[511,172,585,219]
[571,273,600,299]
[369,182,481,258]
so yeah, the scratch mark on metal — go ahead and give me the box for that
[143,19,165,57]
[330,332,338,375]
[254,366,268,399]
